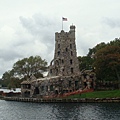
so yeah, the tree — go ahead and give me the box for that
[109,38,120,46]
[78,56,94,71]
[1,70,14,87]
[88,42,106,57]
[1,70,22,88]
[1,55,47,88]
[94,45,120,87]
[13,55,47,79]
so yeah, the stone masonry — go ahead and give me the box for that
[21,25,95,98]
[48,25,80,76]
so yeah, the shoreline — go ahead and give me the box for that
[2,97,120,103]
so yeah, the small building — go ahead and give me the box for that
[21,25,95,98]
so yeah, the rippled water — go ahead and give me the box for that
[0,100,120,120]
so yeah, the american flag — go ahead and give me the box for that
[62,17,67,21]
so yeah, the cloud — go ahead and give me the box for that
[0,14,59,77]
[19,14,62,61]
[102,17,120,28]
[1,0,120,78]
[0,49,22,61]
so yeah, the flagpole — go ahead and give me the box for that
[62,18,63,30]
[62,17,67,30]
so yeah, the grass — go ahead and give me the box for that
[65,90,120,99]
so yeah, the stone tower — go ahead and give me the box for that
[48,25,80,76]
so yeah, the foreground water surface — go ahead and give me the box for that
[0,100,120,120]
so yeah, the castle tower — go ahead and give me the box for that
[48,25,80,76]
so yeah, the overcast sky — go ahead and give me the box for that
[0,0,120,78]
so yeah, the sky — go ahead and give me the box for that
[0,0,120,78]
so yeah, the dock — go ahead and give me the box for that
[3,97,120,103]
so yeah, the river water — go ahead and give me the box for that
[0,100,120,120]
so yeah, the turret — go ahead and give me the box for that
[70,25,75,32]
[69,25,76,38]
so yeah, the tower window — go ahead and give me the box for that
[71,51,73,56]
[58,51,60,55]
[58,44,60,48]
[41,86,44,91]
[70,44,72,49]
[66,48,68,52]
[69,81,71,87]
[70,59,73,64]
[46,86,48,91]
[71,68,73,73]
[50,69,52,73]
[62,60,64,63]
[56,69,58,74]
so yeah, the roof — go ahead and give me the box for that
[21,76,60,84]
[21,80,32,84]
[37,76,60,81]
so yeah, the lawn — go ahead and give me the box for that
[65,90,120,99]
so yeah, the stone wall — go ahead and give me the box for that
[21,75,82,98]
[48,25,80,77]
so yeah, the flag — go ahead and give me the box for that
[62,17,67,21]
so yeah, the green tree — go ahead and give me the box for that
[109,38,120,46]
[13,55,47,79]
[1,55,47,88]
[88,42,106,57]
[1,70,14,87]
[94,45,120,87]
[78,56,94,71]
[1,70,21,88]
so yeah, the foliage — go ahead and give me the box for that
[78,38,120,88]
[94,45,120,87]
[13,55,47,78]
[1,55,47,89]
[78,42,107,72]
[88,38,120,57]
[78,56,94,71]
[87,42,106,57]
[1,70,22,88]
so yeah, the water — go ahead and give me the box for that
[0,100,120,120]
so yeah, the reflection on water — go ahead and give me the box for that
[0,100,120,120]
